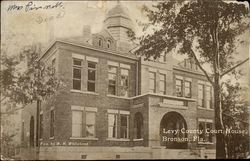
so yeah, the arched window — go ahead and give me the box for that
[98,38,103,47]
[134,112,143,139]
[107,40,111,48]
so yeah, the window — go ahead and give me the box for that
[73,59,82,90]
[134,112,143,139]
[108,114,118,138]
[120,69,129,97]
[108,66,117,95]
[72,110,83,137]
[206,86,212,109]
[198,122,213,143]
[71,110,96,138]
[184,81,191,98]
[98,38,102,46]
[39,113,43,139]
[107,40,111,48]
[86,112,95,137]
[198,84,205,107]
[175,79,183,97]
[87,62,96,92]
[120,115,129,139]
[149,72,156,93]
[159,73,166,95]
[50,109,55,137]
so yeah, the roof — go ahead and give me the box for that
[105,3,130,19]
[39,37,138,61]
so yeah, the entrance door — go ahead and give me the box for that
[160,112,187,149]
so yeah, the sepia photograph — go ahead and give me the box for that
[1,0,250,160]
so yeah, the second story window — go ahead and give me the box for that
[175,79,183,97]
[206,86,213,109]
[198,84,205,107]
[159,73,166,95]
[73,59,82,90]
[87,62,96,92]
[149,72,156,93]
[108,66,117,95]
[184,81,191,98]
[120,69,129,97]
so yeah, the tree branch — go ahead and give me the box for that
[189,49,215,86]
[220,58,249,78]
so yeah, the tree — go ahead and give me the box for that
[0,133,16,158]
[1,44,62,156]
[222,81,249,158]
[1,45,61,105]
[134,0,249,158]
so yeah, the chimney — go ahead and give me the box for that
[83,25,92,43]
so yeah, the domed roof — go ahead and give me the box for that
[105,3,130,19]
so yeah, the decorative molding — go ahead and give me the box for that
[119,110,130,115]
[108,61,119,67]
[185,77,192,82]
[133,138,143,141]
[198,118,213,123]
[70,90,99,96]
[71,105,85,111]
[107,95,130,100]
[85,107,97,112]
[175,75,184,80]
[86,56,98,62]
[72,53,85,60]
[198,80,205,84]
[120,63,131,69]
[69,137,98,140]
[131,103,144,108]
[107,109,119,114]
[148,68,157,72]
[106,138,130,141]
[158,103,188,110]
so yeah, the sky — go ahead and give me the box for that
[1,1,153,53]
[1,0,249,85]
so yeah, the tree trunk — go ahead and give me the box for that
[36,100,40,147]
[214,73,226,159]
[36,100,40,159]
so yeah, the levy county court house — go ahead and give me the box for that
[20,3,216,160]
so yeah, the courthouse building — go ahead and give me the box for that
[21,3,215,159]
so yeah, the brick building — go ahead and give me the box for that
[21,3,215,159]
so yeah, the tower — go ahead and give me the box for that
[103,2,134,52]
